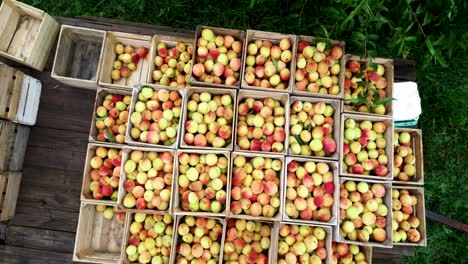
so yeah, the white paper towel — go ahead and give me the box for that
[393,81,422,121]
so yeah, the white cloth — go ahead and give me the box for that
[393,82,422,121]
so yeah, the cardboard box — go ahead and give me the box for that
[282,157,339,226]
[171,215,226,264]
[89,87,132,145]
[234,89,290,155]
[226,152,285,222]
[81,143,124,206]
[342,55,394,118]
[340,113,394,181]
[393,128,424,185]
[288,96,341,160]
[179,86,237,151]
[240,30,297,93]
[392,186,427,246]
[190,26,245,89]
[117,146,176,215]
[98,32,152,90]
[293,35,345,99]
[273,222,333,264]
[120,213,175,263]
[147,35,194,87]
[52,25,106,89]
[125,83,185,149]
[0,62,41,125]
[0,0,59,71]
[335,177,393,248]
[73,202,126,263]
[173,149,230,218]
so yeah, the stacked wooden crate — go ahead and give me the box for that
[0,63,41,221]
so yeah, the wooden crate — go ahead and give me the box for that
[273,222,333,264]
[171,215,226,264]
[0,62,41,125]
[147,35,194,86]
[73,202,126,263]
[332,242,373,264]
[288,96,341,160]
[179,86,237,151]
[190,26,246,90]
[120,213,175,264]
[282,157,339,226]
[223,218,277,263]
[173,149,230,218]
[343,55,394,117]
[226,152,285,222]
[89,87,132,145]
[0,171,22,221]
[125,83,184,149]
[117,146,176,215]
[0,120,30,172]
[393,128,424,185]
[240,30,297,93]
[52,25,106,89]
[293,35,346,99]
[335,177,393,248]
[340,113,394,181]
[234,89,290,155]
[98,31,152,90]
[81,143,124,206]
[0,0,59,71]
[392,186,427,247]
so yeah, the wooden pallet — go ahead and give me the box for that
[0,172,22,221]
[0,120,29,172]
[0,62,41,125]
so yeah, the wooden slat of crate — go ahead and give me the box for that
[52,25,106,89]
[0,120,30,171]
[73,202,126,263]
[0,62,41,126]
[0,0,59,71]
[0,172,22,221]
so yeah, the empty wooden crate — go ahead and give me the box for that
[73,202,126,263]
[0,120,30,172]
[0,171,22,221]
[0,0,59,71]
[52,25,106,89]
[0,62,41,125]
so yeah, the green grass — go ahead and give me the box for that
[18,0,468,262]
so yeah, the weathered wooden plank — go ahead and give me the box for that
[9,204,78,233]
[0,221,6,241]
[0,245,73,264]
[21,166,82,191]
[23,146,86,171]
[27,127,88,153]
[5,225,75,253]
[16,182,81,212]
[426,210,468,232]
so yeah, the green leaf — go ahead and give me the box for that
[272,58,279,73]
[425,39,448,67]
[249,0,256,9]
[95,116,107,121]
[342,0,366,25]
[374,97,395,105]
[351,31,366,41]
[293,135,304,145]
[320,25,329,39]
[222,140,231,148]
[345,97,365,104]
[105,127,116,143]
[305,124,314,131]
[368,62,378,71]
[404,36,417,43]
